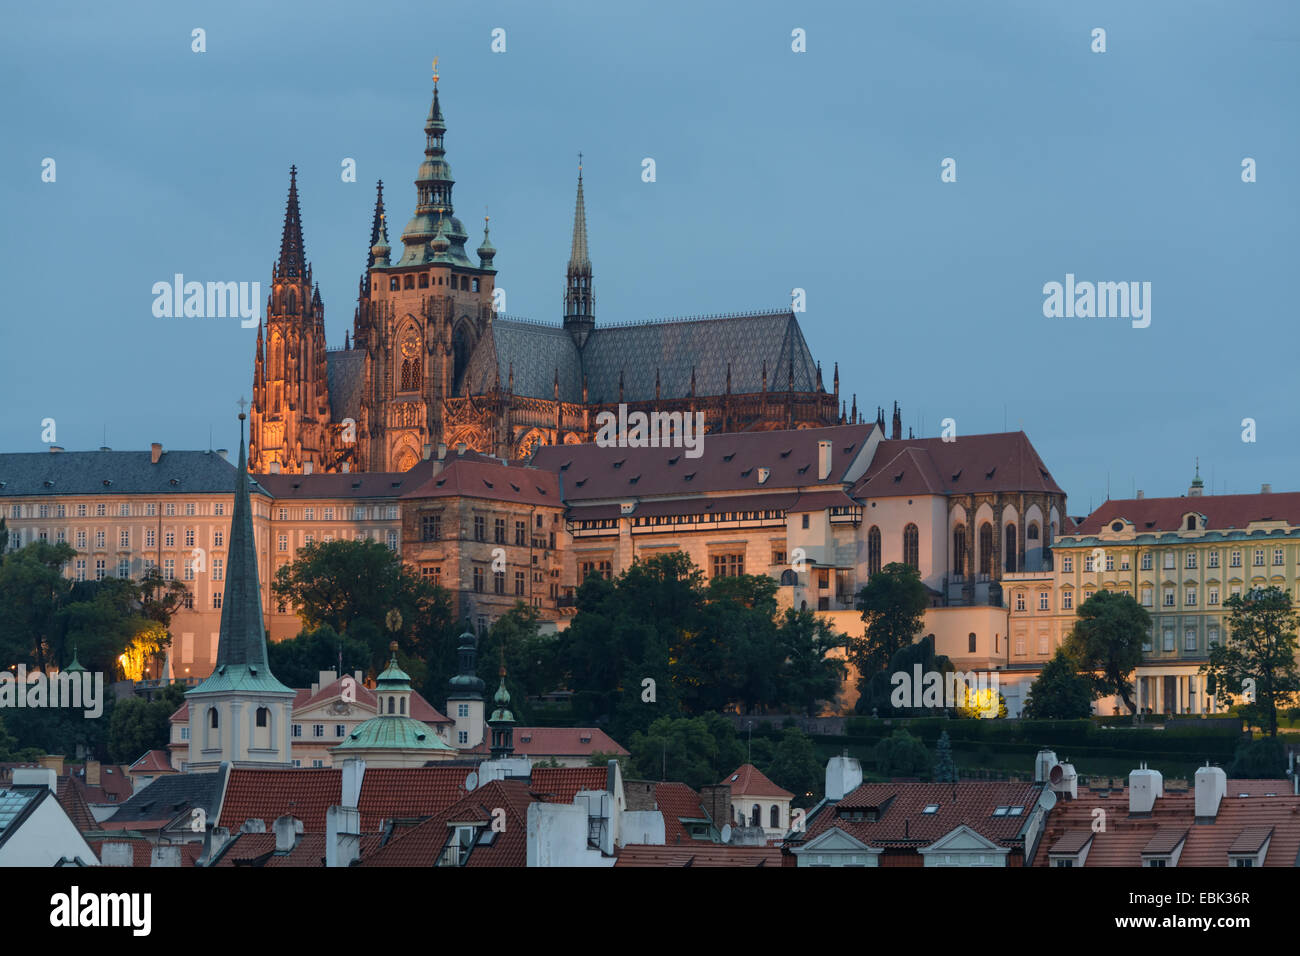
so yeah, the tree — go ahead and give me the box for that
[1064,590,1149,714]
[267,625,372,690]
[932,730,957,782]
[764,727,824,807]
[1202,587,1300,737]
[138,567,190,677]
[1227,736,1287,778]
[857,634,951,716]
[1022,648,1095,719]
[626,713,745,791]
[874,728,930,778]
[0,541,76,672]
[106,682,187,764]
[774,609,848,715]
[851,562,928,695]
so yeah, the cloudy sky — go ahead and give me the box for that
[3,0,1296,512]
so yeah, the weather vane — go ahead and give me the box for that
[432,57,439,84]
[236,395,249,415]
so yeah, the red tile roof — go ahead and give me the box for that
[70,765,134,803]
[128,750,175,775]
[400,458,561,508]
[57,776,96,832]
[252,454,499,499]
[1033,786,1300,867]
[356,766,473,831]
[721,764,793,800]
[793,781,1045,850]
[653,782,713,845]
[88,838,202,867]
[1069,491,1300,536]
[532,424,877,501]
[510,727,628,758]
[615,844,781,867]
[359,779,537,867]
[853,433,1064,499]
[529,766,608,804]
[218,768,341,832]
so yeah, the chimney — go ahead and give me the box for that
[1262,483,1272,494]
[303,461,314,475]
[241,818,267,833]
[1034,749,1058,783]
[326,805,361,868]
[1129,763,1163,814]
[150,845,181,868]
[36,754,65,777]
[341,757,365,809]
[437,443,447,461]
[48,445,63,453]
[1136,489,1144,499]
[1194,764,1227,819]
[150,442,163,465]
[817,440,833,481]
[13,767,57,793]
[698,784,733,832]
[273,814,301,853]
[197,825,231,866]
[270,461,281,474]
[456,442,467,457]
[216,448,229,461]
[422,444,432,461]
[100,843,135,867]
[825,751,863,801]
[86,759,101,787]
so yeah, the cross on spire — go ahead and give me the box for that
[432,57,439,84]
[236,395,249,417]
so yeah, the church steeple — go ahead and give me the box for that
[365,180,388,272]
[398,64,472,267]
[563,159,595,348]
[276,166,306,281]
[487,658,515,759]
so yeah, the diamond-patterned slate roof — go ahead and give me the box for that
[325,348,366,422]
[460,311,821,404]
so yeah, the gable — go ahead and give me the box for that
[919,824,1008,855]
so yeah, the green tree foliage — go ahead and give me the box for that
[106,682,187,764]
[858,634,951,716]
[764,727,824,807]
[267,625,373,690]
[851,562,929,697]
[271,539,457,676]
[1022,648,1095,719]
[874,728,931,778]
[627,713,746,791]
[1202,587,1300,738]
[932,729,957,782]
[472,603,559,723]
[1227,736,1287,778]
[1064,590,1150,713]
[0,541,77,671]
[775,609,847,716]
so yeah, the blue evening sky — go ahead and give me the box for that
[2,0,1296,514]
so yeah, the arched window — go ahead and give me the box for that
[452,324,473,395]
[770,805,780,828]
[400,358,421,392]
[780,568,798,586]
[1027,524,1040,541]
[903,524,919,569]
[1005,524,1017,573]
[979,523,994,575]
[209,708,219,729]
[400,697,406,715]
[287,289,296,313]
[953,525,967,576]
[969,632,977,653]
[868,526,882,577]
[750,804,761,827]
[388,697,395,715]
[255,707,268,727]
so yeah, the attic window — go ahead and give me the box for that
[985,467,996,480]
[992,806,1009,816]
[922,804,939,814]
[951,469,962,482]
[1008,806,1024,816]
[1144,521,1156,528]
[797,465,809,474]
[612,459,625,469]
[684,473,695,481]
[843,443,857,453]
[730,774,738,782]
[535,485,547,495]
[483,479,494,489]
[1111,521,1124,532]
[560,461,572,471]
[1040,468,1051,480]
[575,479,587,488]
[520,735,532,743]
[893,472,905,483]
[668,456,680,466]
[779,449,792,458]
[292,482,301,490]
[740,468,753,477]
[436,478,446,486]
[723,453,735,462]
[102,479,112,487]
[169,478,179,485]
[352,481,361,488]
[391,481,401,488]
[44,479,54,487]
[509,482,520,492]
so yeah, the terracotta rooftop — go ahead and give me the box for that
[509,727,628,758]
[653,782,715,845]
[356,766,473,831]
[171,679,449,725]
[218,768,341,832]
[721,764,793,800]
[1068,490,1300,537]
[400,457,561,508]
[127,750,175,775]
[529,766,609,804]
[89,838,202,868]
[616,844,781,867]
[853,432,1064,499]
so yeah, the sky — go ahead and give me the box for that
[2,0,1297,514]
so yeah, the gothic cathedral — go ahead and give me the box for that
[250,70,843,474]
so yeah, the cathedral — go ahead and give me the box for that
[250,70,842,474]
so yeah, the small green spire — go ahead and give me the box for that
[65,646,86,674]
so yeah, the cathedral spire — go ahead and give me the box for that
[366,180,388,271]
[397,64,472,267]
[563,158,595,348]
[276,166,306,281]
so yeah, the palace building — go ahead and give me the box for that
[248,69,840,474]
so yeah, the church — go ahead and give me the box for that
[249,67,841,474]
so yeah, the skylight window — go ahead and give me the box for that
[992,806,1009,816]
[922,804,939,814]
[1008,806,1024,816]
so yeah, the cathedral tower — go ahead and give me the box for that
[251,167,333,473]
[562,163,594,348]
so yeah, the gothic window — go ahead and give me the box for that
[1005,524,1017,573]
[979,523,994,575]
[868,526,882,577]
[903,524,919,569]
[1027,524,1039,541]
[953,525,967,576]
[287,289,296,313]
[453,324,473,395]
[400,358,422,391]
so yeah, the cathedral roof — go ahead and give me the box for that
[325,348,366,423]
[460,310,821,404]
[399,456,561,507]
[852,432,1065,499]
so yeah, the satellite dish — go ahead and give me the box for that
[720,824,733,844]
[464,771,479,792]
[1048,764,1064,786]
[1038,788,1058,811]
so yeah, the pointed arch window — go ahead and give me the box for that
[868,526,882,577]
[903,524,919,569]
[400,358,422,392]
[979,523,994,576]
[287,289,296,313]
[1005,524,1018,573]
[953,525,967,576]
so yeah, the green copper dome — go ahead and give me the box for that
[334,715,456,753]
